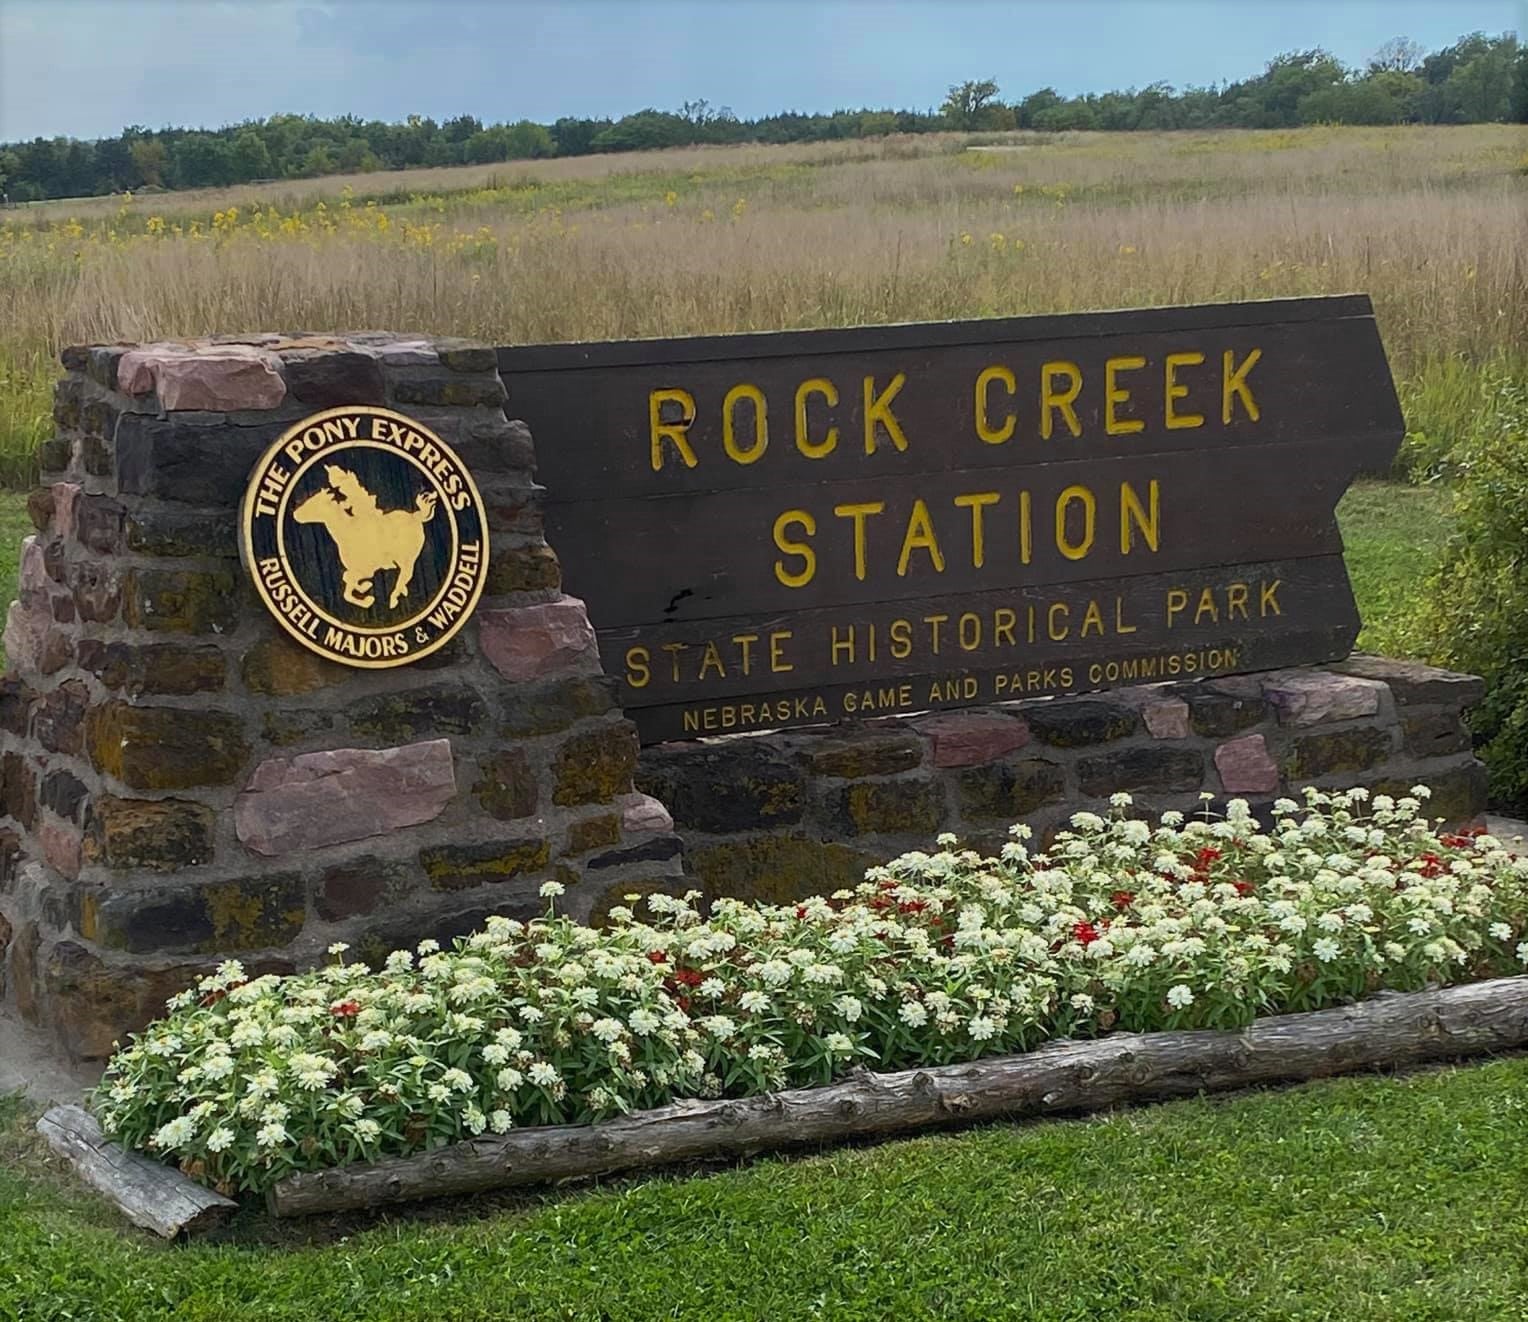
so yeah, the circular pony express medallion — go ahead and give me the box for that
[241,405,489,667]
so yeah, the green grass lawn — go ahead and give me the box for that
[1338,479,1452,658]
[5,1058,1528,1322]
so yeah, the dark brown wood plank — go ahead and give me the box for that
[603,554,1358,738]
[507,313,1401,502]
[548,442,1357,628]
[497,293,1377,374]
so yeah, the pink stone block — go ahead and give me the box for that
[38,818,82,880]
[235,739,456,857]
[51,483,81,541]
[18,537,47,595]
[116,343,193,396]
[1118,687,1192,739]
[155,348,286,412]
[479,594,599,684]
[914,711,1030,768]
[1263,670,1383,727]
[622,793,674,835]
[3,600,48,672]
[1140,699,1191,739]
[116,343,286,411]
[1214,733,1279,794]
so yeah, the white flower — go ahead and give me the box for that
[152,1116,196,1149]
[353,1118,381,1143]
[528,1062,560,1087]
[701,1015,737,1040]
[539,880,566,899]
[289,1052,338,1091]
[1489,922,1512,941]
[738,990,771,1014]
[834,995,863,1023]
[427,1083,450,1102]
[898,1000,928,1027]
[205,1127,235,1153]
[256,1121,289,1148]
[1069,993,1095,1012]
[967,1015,996,1041]
[699,977,726,999]
[825,1032,854,1053]
[490,1110,513,1133]
[627,1007,662,1036]
[496,1067,524,1091]
[1313,938,1341,963]
[327,942,350,957]
[591,1017,624,1043]
[1517,941,1528,967]
[759,960,792,986]
[1166,984,1195,1010]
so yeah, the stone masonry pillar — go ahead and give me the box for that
[0,334,681,1061]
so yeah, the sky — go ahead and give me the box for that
[1,0,1523,142]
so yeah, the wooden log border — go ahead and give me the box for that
[36,1104,237,1239]
[269,976,1528,1218]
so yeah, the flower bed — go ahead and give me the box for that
[95,787,1528,1197]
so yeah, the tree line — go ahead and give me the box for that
[1,31,1521,203]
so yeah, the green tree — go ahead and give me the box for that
[229,131,272,181]
[129,137,166,188]
[941,78,1001,129]
[503,120,554,159]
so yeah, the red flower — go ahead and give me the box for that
[330,999,361,1018]
[1194,847,1222,870]
[672,968,705,988]
[1073,921,1100,946]
[647,950,668,964]
[1233,880,1256,897]
[795,905,810,920]
[899,899,929,915]
[1417,852,1445,880]
[198,989,227,1009]
[1110,890,1135,909]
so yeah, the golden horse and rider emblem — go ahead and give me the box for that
[292,465,440,612]
[242,406,489,668]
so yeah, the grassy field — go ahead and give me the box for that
[1,124,1523,485]
[5,1058,1527,1321]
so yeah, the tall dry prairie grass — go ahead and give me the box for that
[0,124,1523,483]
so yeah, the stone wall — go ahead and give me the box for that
[0,334,682,1060]
[636,656,1487,905]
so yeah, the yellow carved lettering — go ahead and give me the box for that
[1055,485,1096,560]
[1040,361,1082,439]
[974,365,1016,444]
[772,509,817,588]
[722,383,767,464]
[649,388,697,471]
[897,498,945,576]
[953,491,1000,568]
[863,373,909,454]
[1222,348,1263,423]
[833,501,885,582]
[1165,351,1205,429]
[794,378,839,459]
[1105,355,1146,435]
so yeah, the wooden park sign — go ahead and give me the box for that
[498,295,1402,743]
